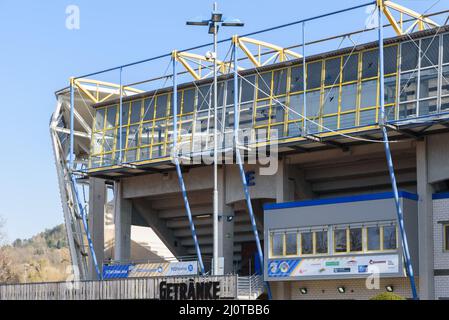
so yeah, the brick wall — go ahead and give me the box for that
[433,197,449,299]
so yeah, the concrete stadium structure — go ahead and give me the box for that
[49,1,449,300]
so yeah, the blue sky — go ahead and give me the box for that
[0,0,445,241]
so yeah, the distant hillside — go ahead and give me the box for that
[0,224,71,284]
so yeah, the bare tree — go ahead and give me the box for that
[0,216,19,284]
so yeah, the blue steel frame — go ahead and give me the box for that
[233,42,272,299]
[378,5,418,300]
[172,57,205,274]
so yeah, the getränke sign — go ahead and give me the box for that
[159,279,220,300]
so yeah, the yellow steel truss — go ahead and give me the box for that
[378,0,439,36]
[72,78,144,104]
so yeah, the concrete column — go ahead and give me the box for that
[273,281,292,300]
[276,158,293,202]
[416,139,435,299]
[114,180,132,262]
[88,178,106,280]
[218,167,234,274]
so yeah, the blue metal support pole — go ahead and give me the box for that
[118,67,123,164]
[302,22,307,136]
[172,55,205,274]
[69,77,75,169]
[71,175,101,280]
[233,40,272,299]
[378,4,418,300]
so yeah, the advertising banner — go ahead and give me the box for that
[103,261,198,279]
[129,261,198,278]
[267,254,400,279]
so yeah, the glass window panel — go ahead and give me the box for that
[119,127,127,150]
[151,144,165,159]
[91,132,103,154]
[155,94,168,118]
[127,125,139,149]
[153,120,166,144]
[323,87,339,114]
[95,109,105,131]
[340,113,356,129]
[360,80,377,108]
[105,106,117,128]
[288,93,303,121]
[121,102,130,125]
[341,84,357,111]
[270,124,285,139]
[285,233,297,255]
[271,100,285,123]
[362,49,378,78]
[273,69,287,96]
[400,72,418,102]
[257,72,272,99]
[420,68,438,99]
[441,97,449,111]
[384,45,398,74]
[324,58,341,86]
[255,106,270,126]
[445,225,449,251]
[290,66,304,92]
[383,225,397,250]
[305,90,321,117]
[401,41,419,71]
[334,229,347,253]
[103,130,115,153]
[217,82,225,107]
[125,149,137,162]
[183,89,195,113]
[140,147,150,161]
[140,123,153,146]
[130,100,142,124]
[272,233,284,256]
[442,66,449,95]
[241,75,256,102]
[350,228,363,252]
[301,232,313,255]
[444,34,449,64]
[143,98,155,121]
[359,109,376,126]
[198,85,212,111]
[367,226,381,251]
[103,153,114,167]
[342,54,358,82]
[323,116,338,130]
[384,76,397,105]
[421,37,439,68]
[315,231,328,254]
[399,102,416,119]
[240,102,254,128]
[307,61,322,89]
[419,99,438,116]
[287,122,302,137]
[225,80,234,106]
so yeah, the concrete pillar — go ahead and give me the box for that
[276,158,293,202]
[88,178,106,280]
[416,139,435,299]
[218,167,235,274]
[114,181,132,262]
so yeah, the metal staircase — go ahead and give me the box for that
[50,100,91,280]
[237,274,265,300]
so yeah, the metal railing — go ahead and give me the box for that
[237,274,265,300]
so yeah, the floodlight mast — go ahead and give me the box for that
[186,2,244,276]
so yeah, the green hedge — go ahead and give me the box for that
[370,292,406,300]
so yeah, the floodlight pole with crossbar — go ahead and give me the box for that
[186,2,244,275]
